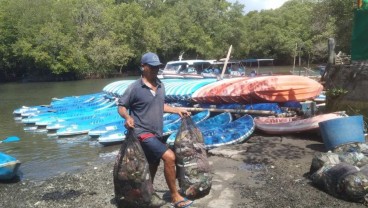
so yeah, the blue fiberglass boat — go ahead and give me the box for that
[166,112,232,146]
[45,107,118,131]
[97,111,209,146]
[0,152,21,180]
[202,114,255,149]
[164,79,216,101]
[22,100,115,125]
[162,110,210,136]
[88,120,125,139]
[56,114,123,137]
[88,113,181,139]
[14,93,107,118]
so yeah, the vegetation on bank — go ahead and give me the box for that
[0,0,355,81]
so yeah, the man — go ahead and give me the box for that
[118,52,193,208]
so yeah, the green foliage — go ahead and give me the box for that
[317,0,354,53]
[0,0,356,80]
[326,87,348,98]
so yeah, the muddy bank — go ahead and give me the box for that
[0,134,366,208]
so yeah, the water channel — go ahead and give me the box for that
[0,65,301,181]
[0,77,132,181]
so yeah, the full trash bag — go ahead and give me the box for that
[309,149,368,204]
[339,151,368,167]
[113,130,154,207]
[338,167,368,203]
[322,163,359,197]
[310,162,359,198]
[309,152,340,174]
[174,116,212,199]
[333,143,368,155]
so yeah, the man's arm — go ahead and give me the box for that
[118,105,135,128]
[164,104,190,117]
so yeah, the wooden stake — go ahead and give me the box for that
[183,107,276,115]
[220,45,232,79]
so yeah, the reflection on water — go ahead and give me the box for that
[0,78,130,181]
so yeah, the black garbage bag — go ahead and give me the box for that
[174,116,212,199]
[309,152,340,175]
[113,130,154,207]
[323,163,359,197]
[310,162,359,197]
[338,167,368,203]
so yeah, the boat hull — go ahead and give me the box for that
[166,112,233,146]
[0,152,21,180]
[254,112,347,134]
[202,114,255,149]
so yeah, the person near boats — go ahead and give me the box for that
[117,52,194,208]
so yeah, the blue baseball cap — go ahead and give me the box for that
[141,52,162,66]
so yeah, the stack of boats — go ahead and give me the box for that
[13,75,348,150]
[191,75,323,103]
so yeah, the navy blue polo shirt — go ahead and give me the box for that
[118,78,165,137]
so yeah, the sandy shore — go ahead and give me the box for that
[0,133,366,208]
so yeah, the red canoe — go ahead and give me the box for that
[192,77,245,103]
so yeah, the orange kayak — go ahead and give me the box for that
[219,75,323,103]
[248,75,323,102]
[193,75,323,104]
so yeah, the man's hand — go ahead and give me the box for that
[124,116,135,129]
[177,108,191,118]
[164,104,191,117]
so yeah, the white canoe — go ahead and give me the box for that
[254,111,347,134]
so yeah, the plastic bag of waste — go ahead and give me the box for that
[310,162,359,197]
[310,164,335,190]
[323,163,359,197]
[338,166,368,203]
[309,151,340,174]
[339,151,368,167]
[113,130,154,207]
[174,116,212,199]
[333,143,368,156]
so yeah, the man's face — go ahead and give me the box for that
[143,64,160,78]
